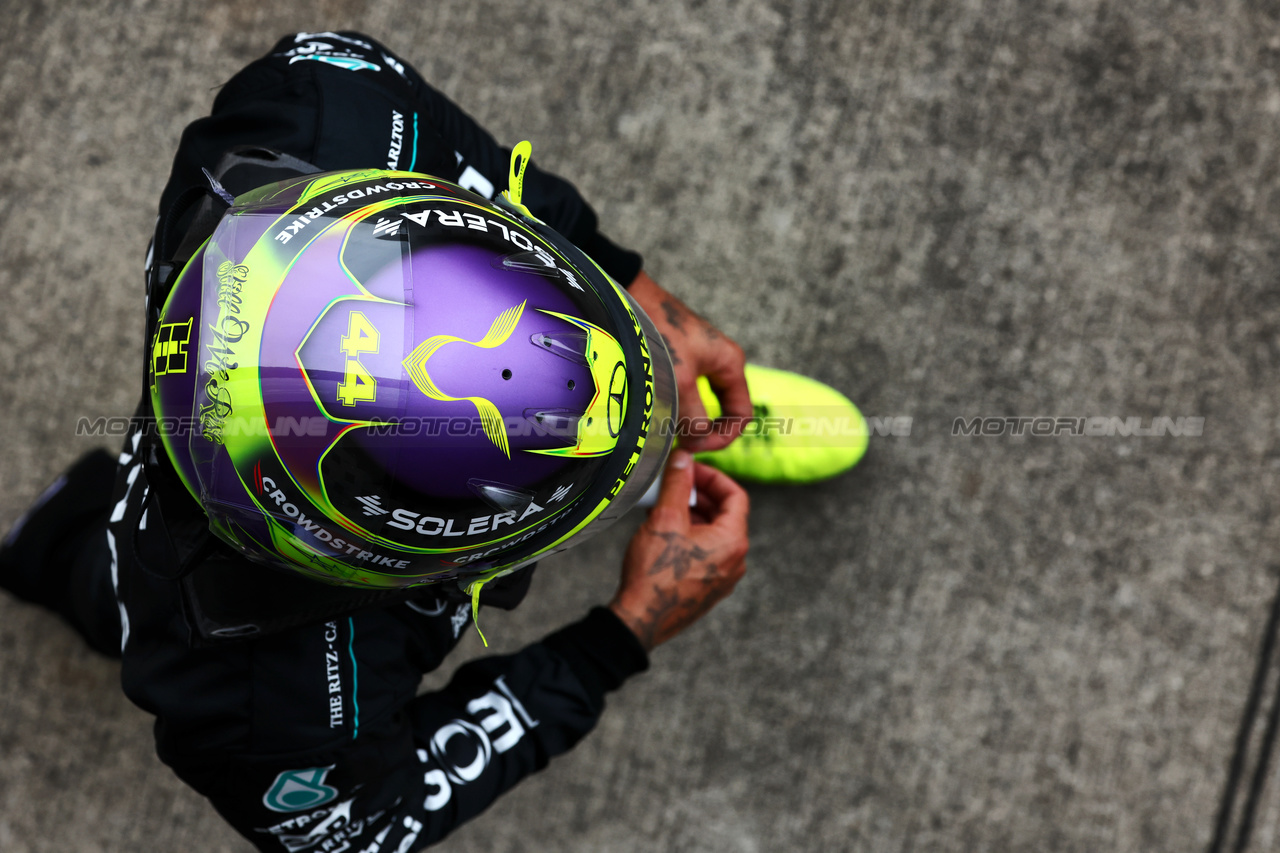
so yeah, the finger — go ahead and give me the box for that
[692,460,741,502]
[692,462,749,530]
[691,486,718,523]
[646,450,694,531]
[708,368,753,423]
[695,368,751,452]
[676,381,711,452]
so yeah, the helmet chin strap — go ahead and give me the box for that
[499,140,537,220]
[459,559,531,647]
[464,577,490,646]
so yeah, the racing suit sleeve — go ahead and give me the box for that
[398,608,649,845]
[159,30,643,286]
[120,540,649,851]
[213,609,648,852]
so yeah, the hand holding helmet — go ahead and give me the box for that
[628,271,751,453]
[609,449,750,651]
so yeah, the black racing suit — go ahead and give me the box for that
[106,32,649,852]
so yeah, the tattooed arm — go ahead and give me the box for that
[609,450,750,652]
[628,271,751,452]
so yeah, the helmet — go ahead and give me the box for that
[149,167,676,590]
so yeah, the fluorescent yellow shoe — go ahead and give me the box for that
[692,364,868,483]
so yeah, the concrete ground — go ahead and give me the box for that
[1,0,1278,850]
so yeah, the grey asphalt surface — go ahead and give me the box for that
[1,0,1278,850]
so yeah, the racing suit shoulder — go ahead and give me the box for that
[160,30,642,286]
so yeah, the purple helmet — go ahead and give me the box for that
[149,168,675,589]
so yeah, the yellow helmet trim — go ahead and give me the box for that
[526,309,628,459]
[402,301,527,458]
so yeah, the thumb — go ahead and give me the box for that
[648,449,694,529]
[677,387,710,451]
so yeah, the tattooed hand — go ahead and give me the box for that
[628,271,750,452]
[609,450,750,652]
